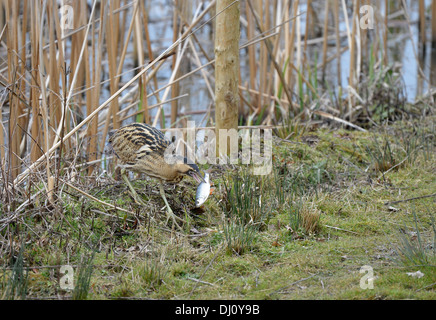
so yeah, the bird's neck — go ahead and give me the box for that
[156,162,184,182]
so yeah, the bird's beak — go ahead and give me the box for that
[190,171,206,184]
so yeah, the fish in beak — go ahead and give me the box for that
[195,172,211,207]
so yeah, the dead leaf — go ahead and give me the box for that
[272,240,281,247]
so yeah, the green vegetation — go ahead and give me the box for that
[1,116,434,300]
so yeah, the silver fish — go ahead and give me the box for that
[195,172,210,207]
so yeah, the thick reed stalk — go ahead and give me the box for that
[29,0,42,163]
[106,0,121,130]
[246,1,257,106]
[348,0,359,115]
[322,0,329,80]
[37,1,54,204]
[258,0,268,113]
[140,0,159,123]
[48,2,61,147]
[418,0,426,50]
[303,0,312,63]
[384,0,388,64]
[171,0,182,128]
[6,0,22,180]
[334,0,342,88]
[285,0,298,90]
[84,4,96,175]
[432,0,436,47]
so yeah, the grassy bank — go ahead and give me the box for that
[1,114,434,300]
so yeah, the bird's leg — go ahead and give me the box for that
[121,168,146,206]
[158,181,185,230]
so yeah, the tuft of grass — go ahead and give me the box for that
[136,258,168,290]
[394,211,436,267]
[395,124,435,165]
[72,252,95,300]
[111,280,134,299]
[271,163,287,208]
[222,218,257,255]
[365,135,397,173]
[288,199,322,236]
[275,117,307,141]
[222,168,270,228]
[362,62,407,124]
[1,243,28,300]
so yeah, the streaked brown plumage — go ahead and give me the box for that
[109,123,203,229]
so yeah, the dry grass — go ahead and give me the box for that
[299,202,322,234]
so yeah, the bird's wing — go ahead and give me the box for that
[109,123,170,165]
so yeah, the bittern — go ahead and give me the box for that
[108,123,204,227]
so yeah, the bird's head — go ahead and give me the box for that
[175,159,205,184]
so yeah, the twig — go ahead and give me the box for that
[186,277,217,287]
[58,178,139,218]
[324,225,359,235]
[90,209,135,223]
[384,193,436,206]
[312,110,367,132]
[378,156,408,179]
[269,273,318,295]
[416,282,436,292]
